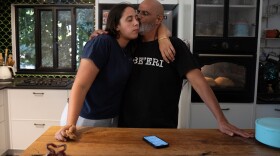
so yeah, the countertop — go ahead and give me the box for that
[22,126,280,156]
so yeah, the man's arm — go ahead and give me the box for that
[186,69,254,138]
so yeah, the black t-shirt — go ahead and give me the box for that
[119,37,199,128]
[80,34,133,119]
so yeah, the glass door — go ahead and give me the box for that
[228,0,258,37]
[195,0,225,37]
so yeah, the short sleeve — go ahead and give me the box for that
[81,35,113,69]
[170,37,200,78]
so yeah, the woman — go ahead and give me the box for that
[55,3,140,141]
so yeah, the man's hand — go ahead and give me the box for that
[55,125,77,142]
[158,37,176,63]
[89,29,108,40]
[218,121,254,138]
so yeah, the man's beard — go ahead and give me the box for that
[139,23,155,35]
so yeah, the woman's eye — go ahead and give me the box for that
[127,17,133,22]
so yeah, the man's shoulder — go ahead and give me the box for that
[169,37,189,49]
[169,37,185,45]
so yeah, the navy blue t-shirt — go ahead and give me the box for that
[79,34,133,119]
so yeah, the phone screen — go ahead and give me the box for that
[143,136,169,148]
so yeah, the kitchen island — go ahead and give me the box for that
[22,126,279,155]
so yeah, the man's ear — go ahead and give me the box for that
[156,15,164,25]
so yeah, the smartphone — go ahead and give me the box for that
[143,135,169,148]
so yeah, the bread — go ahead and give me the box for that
[214,77,234,87]
[204,77,217,87]
[66,130,77,140]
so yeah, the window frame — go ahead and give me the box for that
[12,4,94,75]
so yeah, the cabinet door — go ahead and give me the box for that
[0,90,8,155]
[228,0,258,37]
[195,0,224,37]
[8,89,68,150]
[255,104,280,119]
[8,89,67,120]
[0,90,3,106]
[0,122,7,155]
[193,0,259,53]
[190,103,254,128]
[10,120,59,150]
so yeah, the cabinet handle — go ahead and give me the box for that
[275,109,280,112]
[34,123,46,126]
[33,92,44,96]
[221,108,230,111]
[222,42,229,49]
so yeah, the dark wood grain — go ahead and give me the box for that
[21,126,280,156]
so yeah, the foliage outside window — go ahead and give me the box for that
[15,5,94,74]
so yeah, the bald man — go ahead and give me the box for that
[118,0,253,138]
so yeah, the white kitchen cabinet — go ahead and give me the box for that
[255,104,280,119]
[190,103,254,129]
[0,89,9,155]
[7,89,69,150]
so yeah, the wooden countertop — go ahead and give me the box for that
[22,126,280,156]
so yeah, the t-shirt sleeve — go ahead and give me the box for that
[81,35,112,69]
[170,37,200,78]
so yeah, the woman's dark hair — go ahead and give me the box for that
[105,3,135,39]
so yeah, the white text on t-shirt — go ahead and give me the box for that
[133,57,164,68]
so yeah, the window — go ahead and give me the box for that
[14,5,94,74]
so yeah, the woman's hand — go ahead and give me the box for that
[89,29,108,40]
[218,121,254,138]
[158,37,176,63]
[55,125,77,142]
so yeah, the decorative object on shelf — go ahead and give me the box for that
[265,29,280,38]
[263,62,277,81]
[233,21,249,36]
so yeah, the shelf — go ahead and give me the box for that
[229,5,257,8]
[261,38,280,40]
[261,47,280,49]
[197,4,223,8]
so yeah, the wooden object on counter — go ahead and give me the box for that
[22,126,280,156]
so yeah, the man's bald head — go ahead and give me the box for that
[141,0,164,16]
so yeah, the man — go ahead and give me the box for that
[118,0,253,138]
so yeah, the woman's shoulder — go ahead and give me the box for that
[89,34,114,43]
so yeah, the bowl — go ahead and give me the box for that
[255,117,280,148]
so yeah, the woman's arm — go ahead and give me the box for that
[55,59,100,141]
[157,24,176,63]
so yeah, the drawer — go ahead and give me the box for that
[10,120,59,150]
[190,103,253,129]
[0,105,4,122]
[256,105,280,118]
[8,89,67,120]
